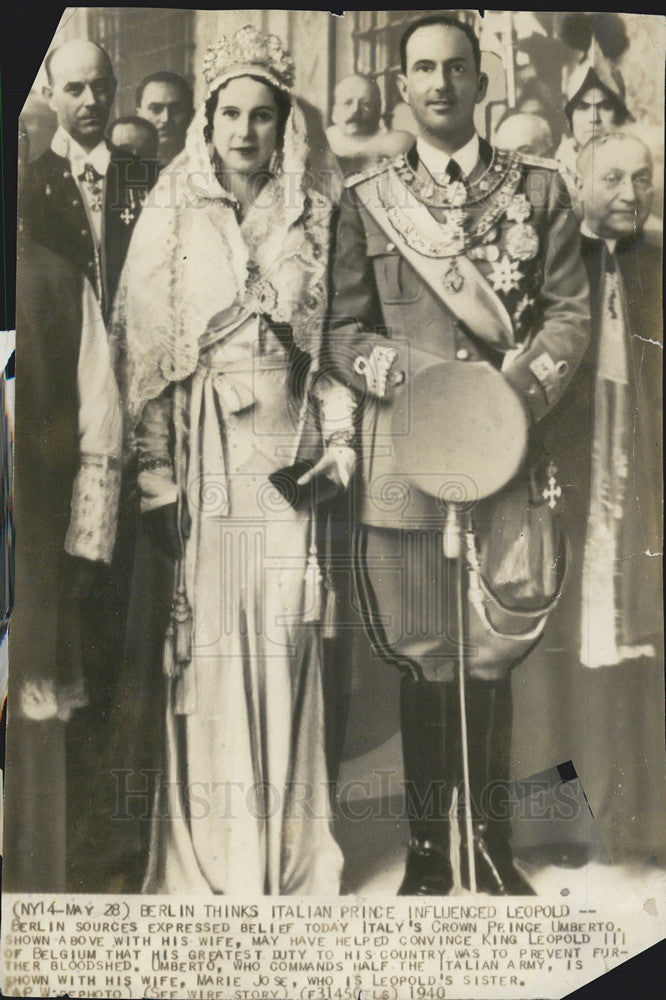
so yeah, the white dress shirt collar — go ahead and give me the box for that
[416,132,480,181]
[51,125,111,178]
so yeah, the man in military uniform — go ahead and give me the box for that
[23,40,149,318]
[324,15,590,895]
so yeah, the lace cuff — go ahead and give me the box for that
[64,454,121,564]
[314,374,357,446]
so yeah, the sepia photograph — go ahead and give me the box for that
[1,7,664,999]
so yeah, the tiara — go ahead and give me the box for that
[203,25,295,93]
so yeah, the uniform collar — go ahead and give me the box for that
[51,125,111,178]
[416,132,480,181]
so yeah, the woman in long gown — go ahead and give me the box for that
[111,26,354,895]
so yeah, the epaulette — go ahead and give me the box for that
[516,151,561,171]
[344,157,393,188]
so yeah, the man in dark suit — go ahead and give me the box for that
[324,15,590,895]
[135,70,193,168]
[23,40,150,318]
[18,42,149,888]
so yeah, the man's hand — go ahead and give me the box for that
[142,502,182,560]
[297,445,357,491]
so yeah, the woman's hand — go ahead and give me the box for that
[143,502,182,560]
[297,446,357,491]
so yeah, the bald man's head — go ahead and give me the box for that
[495,113,553,158]
[332,74,382,136]
[43,40,116,152]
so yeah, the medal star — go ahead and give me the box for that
[489,255,522,293]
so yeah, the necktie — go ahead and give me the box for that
[446,158,463,183]
[79,163,104,213]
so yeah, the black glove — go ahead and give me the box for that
[142,502,182,560]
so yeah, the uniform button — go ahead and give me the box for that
[63,170,71,179]
[456,348,470,361]
[80,228,88,237]
[72,198,81,207]
[386,241,395,252]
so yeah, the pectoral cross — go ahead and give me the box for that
[542,462,562,509]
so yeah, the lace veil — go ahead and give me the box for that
[110,26,332,429]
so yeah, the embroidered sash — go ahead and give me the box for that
[353,168,517,352]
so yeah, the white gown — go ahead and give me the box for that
[141,316,343,895]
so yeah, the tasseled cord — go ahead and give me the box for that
[302,495,323,624]
[163,382,193,677]
[322,511,338,638]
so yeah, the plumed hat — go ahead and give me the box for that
[561,13,633,124]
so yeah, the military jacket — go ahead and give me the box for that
[22,146,158,318]
[325,138,591,525]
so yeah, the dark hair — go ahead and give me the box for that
[203,75,291,151]
[110,114,158,135]
[44,41,113,86]
[135,71,194,110]
[400,15,481,75]
[564,77,630,130]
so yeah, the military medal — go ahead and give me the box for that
[469,242,500,263]
[442,258,464,294]
[506,222,539,262]
[489,254,522,293]
[81,163,104,213]
[506,193,532,223]
[120,189,137,226]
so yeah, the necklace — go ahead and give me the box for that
[393,147,519,209]
[377,160,523,261]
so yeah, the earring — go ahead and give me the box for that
[269,150,283,176]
